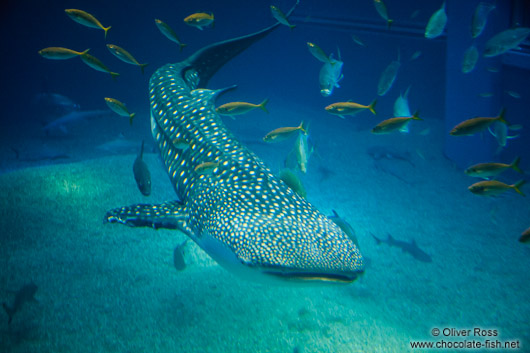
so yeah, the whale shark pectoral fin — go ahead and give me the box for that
[105,201,191,232]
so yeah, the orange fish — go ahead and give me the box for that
[325,100,377,118]
[468,179,525,197]
[263,122,305,143]
[450,108,507,136]
[372,112,421,134]
[65,9,111,39]
[184,13,214,30]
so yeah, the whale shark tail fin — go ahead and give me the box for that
[185,0,299,88]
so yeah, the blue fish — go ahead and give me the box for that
[105,0,364,284]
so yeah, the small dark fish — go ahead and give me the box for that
[3,282,38,324]
[329,210,359,248]
[372,233,432,262]
[173,240,188,271]
[133,140,151,196]
[366,145,415,166]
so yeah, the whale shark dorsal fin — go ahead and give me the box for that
[185,0,299,88]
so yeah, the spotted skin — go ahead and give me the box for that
[105,2,364,283]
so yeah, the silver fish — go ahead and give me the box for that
[471,2,495,38]
[425,2,447,39]
[319,52,343,97]
[484,27,530,57]
[461,45,479,74]
[393,86,411,117]
[488,121,519,155]
[373,0,393,29]
[377,51,400,96]
[105,0,364,284]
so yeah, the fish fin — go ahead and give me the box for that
[186,1,299,87]
[497,108,508,124]
[512,180,526,196]
[369,99,377,115]
[387,19,393,30]
[299,121,308,135]
[179,43,187,52]
[110,72,120,81]
[105,201,192,232]
[411,111,422,121]
[508,124,523,131]
[399,124,410,133]
[103,26,111,39]
[487,126,497,138]
[511,157,523,174]
[289,24,296,30]
[259,98,269,113]
[129,113,136,126]
[139,63,149,75]
[403,85,411,99]
[139,140,145,159]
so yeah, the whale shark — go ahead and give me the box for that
[105,1,365,284]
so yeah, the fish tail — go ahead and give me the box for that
[110,72,120,81]
[259,98,269,113]
[387,19,393,30]
[511,157,523,174]
[80,48,90,55]
[139,63,149,75]
[412,111,422,120]
[289,24,296,30]
[2,302,13,324]
[371,233,382,245]
[513,180,526,196]
[179,43,187,52]
[299,121,308,135]
[104,26,111,39]
[129,113,136,126]
[497,107,508,124]
[369,99,377,115]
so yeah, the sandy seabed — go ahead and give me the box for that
[1,117,529,353]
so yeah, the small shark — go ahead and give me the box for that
[105,0,365,284]
[371,233,432,263]
[3,282,38,324]
[43,109,110,133]
[96,134,141,153]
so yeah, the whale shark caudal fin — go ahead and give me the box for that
[184,0,299,88]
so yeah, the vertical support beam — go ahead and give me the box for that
[443,0,510,169]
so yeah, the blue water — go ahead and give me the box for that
[1,0,529,352]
